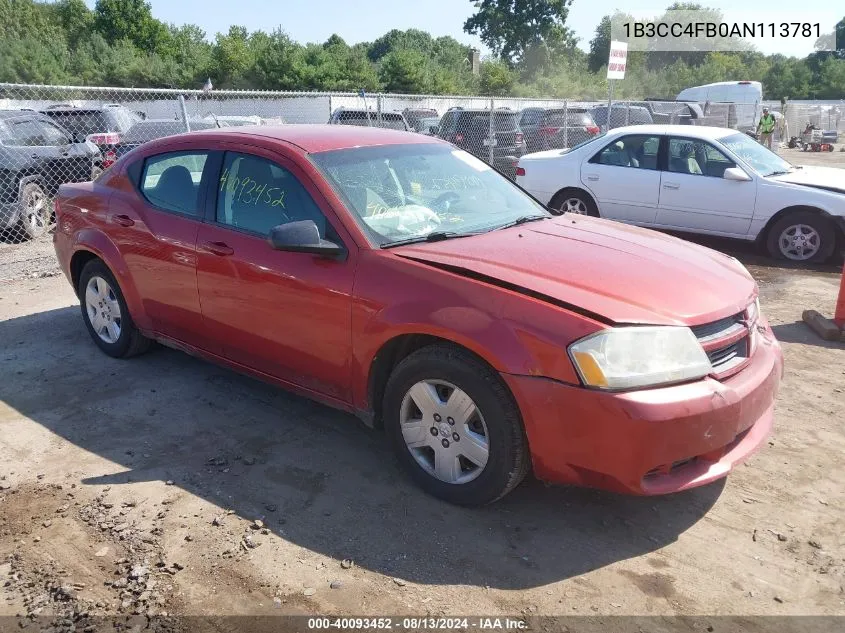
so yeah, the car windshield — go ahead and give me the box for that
[720,132,793,176]
[312,144,549,246]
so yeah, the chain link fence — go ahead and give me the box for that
[0,82,841,281]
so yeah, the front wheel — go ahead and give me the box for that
[765,211,837,263]
[18,182,51,240]
[383,344,530,505]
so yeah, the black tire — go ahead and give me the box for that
[765,210,837,264]
[549,188,599,217]
[78,259,151,358]
[18,182,51,240]
[383,344,530,505]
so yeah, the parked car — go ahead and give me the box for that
[0,110,101,239]
[519,107,600,152]
[112,119,220,161]
[328,108,410,131]
[624,101,705,126]
[39,104,142,175]
[589,105,654,132]
[516,124,845,263]
[410,116,441,135]
[54,125,782,505]
[403,108,439,131]
[436,107,526,178]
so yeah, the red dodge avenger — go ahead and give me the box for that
[53,125,783,505]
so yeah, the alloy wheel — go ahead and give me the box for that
[85,276,122,344]
[778,223,821,261]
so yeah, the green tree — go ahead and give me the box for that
[379,49,430,93]
[463,0,576,66]
[587,16,611,73]
[211,26,254,88]
[94,0,170,55]
[478,58,515,95]
[54,0,94,48]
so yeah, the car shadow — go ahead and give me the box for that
[771,321,844,349]
[0,306,725,590]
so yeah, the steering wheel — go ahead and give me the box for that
[431,192,460,212]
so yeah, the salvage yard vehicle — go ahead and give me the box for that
[516,125,845,263]
[0,109,101,239]
[54,125,783,505]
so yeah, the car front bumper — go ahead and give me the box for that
[503,319,784,495]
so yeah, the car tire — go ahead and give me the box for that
[549,189,599,217]
[78,259,151,358]
[18,182,51,240]
[765,211,837,263]
[383,344,530,505]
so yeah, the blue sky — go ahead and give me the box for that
[83,0,838,58]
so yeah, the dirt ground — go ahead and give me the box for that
[1,241,844,632]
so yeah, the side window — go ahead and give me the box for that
[216,152,330,238]
[38,120,70,146]
[520,110,541,126]
[668,138,736,177]
[438,112,455,133]
[140,151,209,216]
[592,135,661,170]
[7,119,47,146]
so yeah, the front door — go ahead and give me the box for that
[580,134,662,224]
[655,137,757,236]
[196,148,356,402]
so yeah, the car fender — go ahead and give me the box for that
[72,228,152,331]
[749,180,844,239]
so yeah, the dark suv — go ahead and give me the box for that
[328,108,410,131]
[39,104,142,174]
[0,110,101,239]
[519,107,600,152]
[436,108,526,178]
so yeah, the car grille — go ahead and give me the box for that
[691,310,751,375]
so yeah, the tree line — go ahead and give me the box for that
[0,0,842,100]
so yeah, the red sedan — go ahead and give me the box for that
[53,125,783,505]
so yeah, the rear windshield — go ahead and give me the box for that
[594,107,653,126]
[42,109,139,134]
[544,110,595,127]
[337,112,407,130]
[470,112,520,131]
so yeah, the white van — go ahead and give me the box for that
[676,81,762,131]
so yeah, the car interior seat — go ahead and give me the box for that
[152,165,196,213]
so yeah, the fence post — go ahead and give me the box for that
[489,97,495,166]
[177,95,191,132]
[328,94,333,121]
[563,100,568,148]
[625,101,630,125]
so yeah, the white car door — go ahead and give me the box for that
[580,134,662,224]
[655,137,758,236]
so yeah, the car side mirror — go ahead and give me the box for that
[268,220,345,260]
[723,167,752,182]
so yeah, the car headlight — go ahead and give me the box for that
[568,326,713,391]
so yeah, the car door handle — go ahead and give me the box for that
[201,241,234,257]
[662,182,680,190]
[111,214,135,227]
[586,174,599,181]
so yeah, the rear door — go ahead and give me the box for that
[656,136,757,236]
[110,147,218,350]
[581,134,663,224]
[36,118,93,185]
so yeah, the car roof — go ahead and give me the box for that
[606,124,739,140]
[178,124,442,153]
[0,109,39,120]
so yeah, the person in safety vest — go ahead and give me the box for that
[757,107,776,150]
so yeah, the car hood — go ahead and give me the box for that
[769,166,845,194]
[392,216,757,326]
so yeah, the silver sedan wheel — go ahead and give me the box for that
[85,276,122,344]
[561,197,588,215]
[778,224,821,261]
[24,187,49,237]
[399,379,489,485]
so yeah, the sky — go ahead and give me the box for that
[82,0,839,59]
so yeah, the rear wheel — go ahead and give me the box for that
[18,182,51,240]
[550,189,598,217]
[78,259,151,358]
[383,344,530,505]
[765,211,836,263]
